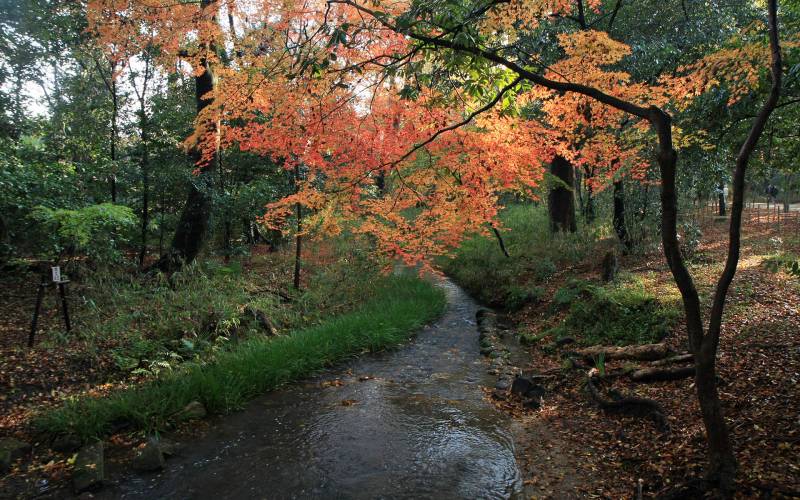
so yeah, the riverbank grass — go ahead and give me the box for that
[34,275,445,442]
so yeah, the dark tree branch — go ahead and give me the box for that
[706,0,782,358]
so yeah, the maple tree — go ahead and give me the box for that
[84,0,790,493]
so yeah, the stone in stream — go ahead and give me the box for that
[158,438,182,458]
[0,437,31,473]
[511,376,546,400]
[494,377,512,392]
[176,401,207,421]
[73,442,105,493]
[132,438,165,472]
[51,433,82,453]
[522,397,541,410]
[491,388,508,401]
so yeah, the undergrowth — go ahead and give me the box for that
[33,275,446,442]
[546,276,680,346]
[441,204,602,309]
[41,237,392,378]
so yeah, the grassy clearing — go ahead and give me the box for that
[33,275,445,442]
[440,204,602,309]
[545,275,681,346]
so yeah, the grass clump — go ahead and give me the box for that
[34,275,445,442]
[547,276,680,346]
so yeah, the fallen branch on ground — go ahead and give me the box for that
[649,353,693,367]
[247,286,294,302]
[243,305,278,335]
[631,366,695,383]
[576,343,673,362]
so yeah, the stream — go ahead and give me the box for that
[101,277,523,499]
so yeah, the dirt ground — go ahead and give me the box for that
[496,212,800,499]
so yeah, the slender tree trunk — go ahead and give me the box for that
[585,181,595,224]
[158,190,165,257]
[138,123,149,267]
[219,150,232,261]
[134,55,152,268]
[718,182,726,216]
[548,155,577,233]
[293,164,302,290]
[651,108,736,490]
[613,180,630,253]
[574,166,584,215]
[783,174,792,213]
[110,79,118,203]
[651,2,781,492]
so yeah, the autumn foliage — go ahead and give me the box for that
[88,0,730,266]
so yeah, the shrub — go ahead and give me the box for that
[30,203,136,263]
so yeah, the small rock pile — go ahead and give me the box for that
[476,309,546,409]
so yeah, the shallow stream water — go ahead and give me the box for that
[101,278,522,499]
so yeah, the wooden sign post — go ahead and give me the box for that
[28,266,71,348]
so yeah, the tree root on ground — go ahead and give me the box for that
[586,372,669,432]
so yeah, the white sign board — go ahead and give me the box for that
[51,266,61,283]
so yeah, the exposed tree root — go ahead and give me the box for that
[654,478,714,500]
[586,372,669,431]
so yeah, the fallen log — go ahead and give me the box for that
[244,306,278,336]
[631,366,695,383]
[650,353,693,367]
[248,287,293,302]
[586,372,669,431]
[576,343,673,362]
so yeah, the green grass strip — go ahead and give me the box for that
[34,276,446,442]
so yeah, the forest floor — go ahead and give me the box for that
[489,212,800,499]
[0,247,291,434]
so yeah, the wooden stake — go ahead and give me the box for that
[28,282,46,348]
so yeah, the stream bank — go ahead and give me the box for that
[95,277,523,499]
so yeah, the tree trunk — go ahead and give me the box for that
[718,182,726,216]
[110,78,118,203]
[783,175,792,213]
[574,166,584,215]
[585,182,595,224]
[652,108,738,493]
[650,3,781,489]
[548,155,577,233]
[161,0,218,270]
[613,180,630,252]
[293,164,302,290]
[138,121,149,268]
[135,55,152,269]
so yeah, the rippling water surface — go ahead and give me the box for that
[103,278,522,499]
